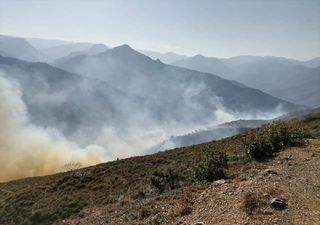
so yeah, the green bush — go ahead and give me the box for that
[243,131,274,159]
[194,150,228,182]
[244,121,310,160]
[150,169,181,193]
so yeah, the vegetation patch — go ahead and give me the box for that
[150,169,182,193]
[243,121,310,160]
[194,149,229,182]
[242,192,268,215]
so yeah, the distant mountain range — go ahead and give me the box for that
[0,35,109,63]
[138,49,187,64]
[54,44,301,115]
[0,46,303,151]
[0,34,316,152]
[0,35,48,62]
[172,55,320,107]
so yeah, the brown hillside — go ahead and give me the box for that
[0,112,320,225]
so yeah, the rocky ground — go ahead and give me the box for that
[56,139,320,225]
[174,139,320,225]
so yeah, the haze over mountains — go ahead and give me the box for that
[173,55,320,107]
[0,34,318,179]
[138,49,187,64]
[0,35,48,62]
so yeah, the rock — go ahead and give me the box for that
[265,169,278,175]
[270,197,287,210]
[215,179,226,185]
[284,154,292,160]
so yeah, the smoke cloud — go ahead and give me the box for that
[0,76,103,182]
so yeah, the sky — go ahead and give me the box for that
[0,0,319,60]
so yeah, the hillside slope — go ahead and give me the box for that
[0,112,319,225]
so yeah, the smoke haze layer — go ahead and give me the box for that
[0,75,103,182]
[0,49,302,182]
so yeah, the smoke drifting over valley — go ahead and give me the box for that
[0,36,309,182]
[0,75,103,182]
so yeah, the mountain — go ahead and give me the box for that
[304,57,320,68]
[153,107,320,152]
[11,35,109,62]
[55,44,302,117]
[0,35,48,62]
[172,54,235,79]
[220,56,303,68]
[139,49,187,64]
[0,55,134,146]
[40,42,96,60]
[53,44,109,64]
[173,55,320,107]
[149,119,269,152]
[26,37,73,49]
[233,60,320,107]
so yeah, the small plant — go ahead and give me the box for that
[135,189,146,200]
[194,149,228,182]
[242,192,268,215]
[150,169,181,193]
[139,207,151,219]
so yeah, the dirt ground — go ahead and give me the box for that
[174,139,320,225]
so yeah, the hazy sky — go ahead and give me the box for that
[0,0,319,60]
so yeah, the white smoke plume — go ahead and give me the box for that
[0,76,103,182]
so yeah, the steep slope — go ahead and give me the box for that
[139,49,187,64]
[0,111,319,225]
[55,44,302,117]
[0,35,48,62]
[172,54,235,79]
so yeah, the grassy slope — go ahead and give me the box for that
[0,112,319,225]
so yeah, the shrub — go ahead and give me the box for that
[150,169,181,193]
[242,192,268,215]
[194,149,228,182]
[243,132,274,160]
[244,121,310,160]
[139,207,151,219]
[135,189,146,200]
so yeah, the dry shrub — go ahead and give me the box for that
[140,207,152,219]
[242,192,268,215]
